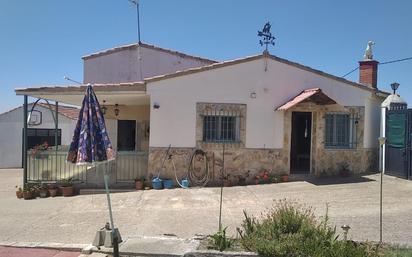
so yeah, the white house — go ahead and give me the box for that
[0,103,78,168]
[15,42,389,186]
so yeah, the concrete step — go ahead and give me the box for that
[79,189,135,195]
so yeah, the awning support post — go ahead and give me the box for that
[23,95,28,185]
[55,101,59,180]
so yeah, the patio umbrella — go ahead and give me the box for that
[67,84,120,255]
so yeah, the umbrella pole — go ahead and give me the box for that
[103,161,119,257]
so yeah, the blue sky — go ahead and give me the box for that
[0,0,411,113]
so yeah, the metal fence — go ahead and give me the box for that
[116,151,148,182]
[27,150,148,183]
[27,150,87,182]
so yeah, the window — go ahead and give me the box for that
[26,128,62,149]
[203,115,240,143]
[325,113,357,149]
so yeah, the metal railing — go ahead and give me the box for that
[27,150,148,183]
[116,151,148,182]
[27,150,87,182]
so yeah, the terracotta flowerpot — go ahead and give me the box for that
[135,180,144,190]
[223,179,232,187]
[23,191,33,200]
[281,175,289,182]
[39,190,48,198]
[16,191,23,199]
[48,188,58,197]
[61,186,74,197]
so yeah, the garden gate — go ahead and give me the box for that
[385,109,412,179]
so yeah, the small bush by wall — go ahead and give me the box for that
[237,199,380,257]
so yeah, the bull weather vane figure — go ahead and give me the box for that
[258,22,276,52]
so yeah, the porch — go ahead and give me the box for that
[15,83,151,187]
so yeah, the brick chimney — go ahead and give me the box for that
[359,41,378,88]
[359,59,379,88]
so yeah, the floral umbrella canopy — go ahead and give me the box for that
[67,84,114,164]
[66,84,120,252]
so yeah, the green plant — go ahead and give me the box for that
[135,176,145,182]
[339,162,352,177]
[209,226,233,252]
[60,178,73,187]
[237,199,380,257]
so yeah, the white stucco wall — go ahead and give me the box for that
[83,45,213,84]
[364,96,382,148]
[147,57,376,149]
[0,105,76,168]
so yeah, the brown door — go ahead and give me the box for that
[290,112,312,174]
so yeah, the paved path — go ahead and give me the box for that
[0,246,79,257]
[1,169,412,247]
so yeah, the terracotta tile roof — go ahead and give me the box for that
[144,52,388,94]
[0,103,79,120]
[276,88,337,111]
[15,82,146,95]
[82,41,217,64]
[37,103,79,120]
[15,53,391,97]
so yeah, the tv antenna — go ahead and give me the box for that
[128,0,141,43]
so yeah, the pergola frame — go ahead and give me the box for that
[22,96,59,185]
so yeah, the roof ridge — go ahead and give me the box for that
[144,53,387,94]
[82,41,218,64]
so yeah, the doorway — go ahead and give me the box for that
[290,112,312,174]
[117,120,136,151]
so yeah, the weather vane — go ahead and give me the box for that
[258,22,275,52]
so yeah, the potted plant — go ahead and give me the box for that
[22,184,33,200]
[281,173,289,182]
[222,174,231,187]
[39,184,48,198]
[60,178,74,197]
[235,171,250,186]
[15,186,23,199]
[134,176,145,190]
[269,174,280,183]
[47,184,58,197]
[339,163,351,177]
[255,169,270,184]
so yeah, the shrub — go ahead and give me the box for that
[208,226,233,252]
[237,199,380,257]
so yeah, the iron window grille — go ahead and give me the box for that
[202,110,241,143]
[325,113,358,149]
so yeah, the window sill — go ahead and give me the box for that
[324,147,358,151]
[202,141,242,144]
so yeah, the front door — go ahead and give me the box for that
[117,120,136,151]
[290,112,312,174]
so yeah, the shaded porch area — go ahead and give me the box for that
[16,83,150,187]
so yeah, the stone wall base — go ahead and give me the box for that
[148,147,378,186]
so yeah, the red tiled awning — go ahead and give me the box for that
[276,88,337,111]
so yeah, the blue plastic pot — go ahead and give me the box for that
[162,179,173,189]
[181,178,189,188]
[152,177,163,190]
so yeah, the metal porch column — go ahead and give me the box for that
[55,101,59,180]
[23,95,28,185]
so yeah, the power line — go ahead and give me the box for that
[342,67,359,78]
[341,56,412,78]
[380,56,412,65]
